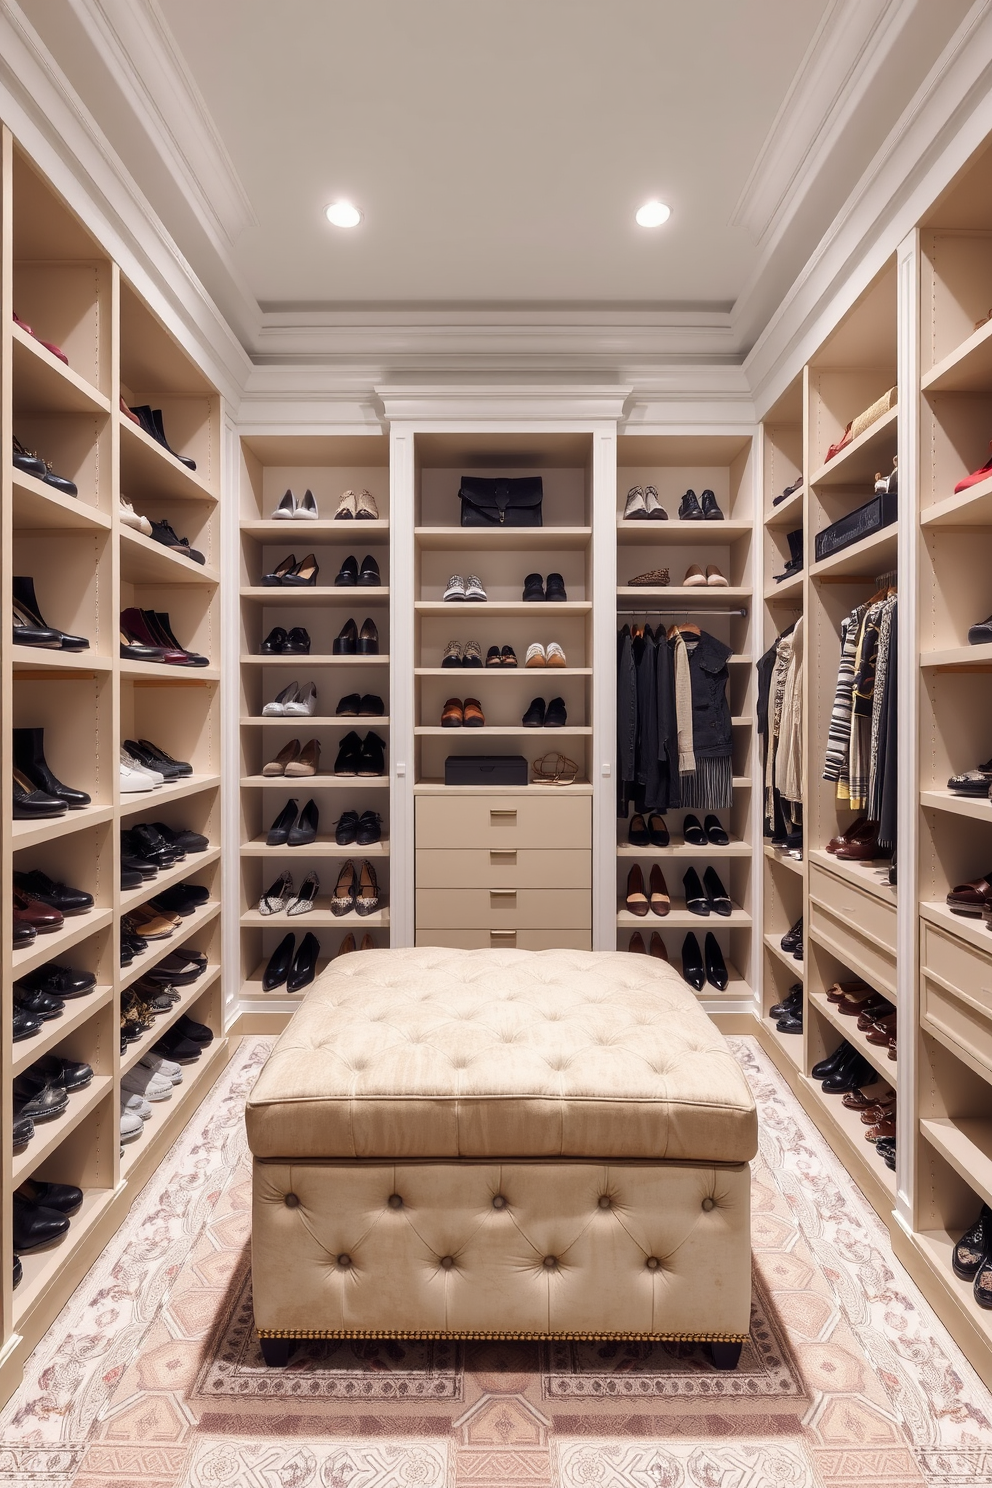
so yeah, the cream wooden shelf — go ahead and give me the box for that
[761,1015,802,1069]
[922,316,992,393]
[242,653,390,666]
[920,471,992,529]
[241,586,389,605]
[764,844,804,875]
[12,471,110,531]
[419,525,591,549]
[13,1075,114,1185]
[13,1187,116,1331]
[798,1074,896,1205]
[12,647,113,674]
[241,903,390,928]
[119,417,217,503]
[617,586,749,605]
[807,989,897,1087]
[809,525,898,581]
[241,958,335,1003]
[119,527,219,586]
[118,774,221,816]
[120,966,222,1077]
[415,666,592,677]
[920,789,992,822]
[241,716,389,727]
[11,803,114,851]
[242,836,389,857]
[11,985,114,1078]
[920,900,992,957]
[414,725,592,737]
[119,659,220,682]
[764,933,805,979]
[921,1116,992,1211]
[119,846,221,915]
[416,599,591,616]
[616,841,752,858]
[809,405,898,487]
[12,909,114,979]
[615,904,751,928]
[764,487,804,529]
[616,519,752,545]
[414,779,593,794]
[764,569,804,601]
[242,773,389,788]
[920,643,992,669]
[912,1229,992,1353]
[12,321,111,415]
[242,519,390,539]
[120,901,221,991]
[120,1036,230,1184]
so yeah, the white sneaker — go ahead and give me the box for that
[623,485,647,519]
[546,642,567,667]
[443,575,466,602]
[119,751,160,793]
[123,1091,152,1120]
[283,681,316,716]
[140,1051,183,1084]
[122,1066,173,1101]
[120,498,152,535]
[464,574,487,601]
[525,643,547,668]
[120,1105,144,1141]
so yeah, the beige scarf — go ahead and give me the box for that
[671,629,696,775]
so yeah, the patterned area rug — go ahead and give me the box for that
[0,1036,990,1488]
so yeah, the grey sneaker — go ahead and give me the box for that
[442,575,466,601]
[464,574,487,601]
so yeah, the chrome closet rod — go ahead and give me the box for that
[617,607,749,618]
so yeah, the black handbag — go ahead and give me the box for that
[459,476,543,527]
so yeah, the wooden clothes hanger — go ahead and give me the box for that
[666,621,701,639]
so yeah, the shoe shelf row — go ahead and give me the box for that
[614,434,757,1005]
[236,435,392,1023]
[0,130,231,1393]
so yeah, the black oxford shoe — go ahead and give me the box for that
[14,870,94,916]
[678,489,703,521]
[17,1180,83,1216]
[12,1195,70,1251]
[12,1006,42,1041]
[700,488,724,520]
[13,987,64,1020]
[14,1074,68,1122]
[35,1055,93,1092]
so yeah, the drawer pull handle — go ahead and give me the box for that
[490,810,517,822]
[491,850,517,865]
[491,930,516,943]
[490,889,517,899]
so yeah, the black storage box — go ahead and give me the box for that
[814,488,898,563]
[444,754,528,786]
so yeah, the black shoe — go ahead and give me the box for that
[334,731,362,776]
[288,931,320,993]
[260,626,288,654]
[16,963,95,998]
[148,518,204,563]
[13,1256,21,1288]
[678,489,703,521]
[544,696,567,727]
[359,694,384,716]
[336,693,361,716]
[152,1030,201,1062]
[682,867,709,915]
[12,1195,70,1251]
[150,883,209,916]
[135,738,194,778]
[702,866,732,917]
[288,798,319,846]
[681,932,705,991]
[704,932,729,990]
[12,1005,42,1041]
[12,1113,34,1148]
[121,864,143,890]
[821,1051,876,1094]
[811,1040,854,1080]
[267,799,299,846]
[333,618,358,656]
[127,822,181,865]
[628,815,648,846]
[682,814,706,846]
[285,627,311,654]
[262,932,295,990]
[12,577,88,651]
[704,815,729,845]
[17,1179,83,1216]
[522,573,545,602]
[769,984,802,1019]
[358,618,379,655]
[336,810,359,844]
[358,732,386,776]
[357,555,381,586]
[335,555,358,586]
[152,822,207,853]
[522,697,546,727]
[12,770,66,819]
[175,1013,213,1045]
[701,489,724,520]
[953,1205,992,1280]
[13,728,91,809]
[148,407,196,469]
[13,870,93,916]
[34,1054,93,1091]
[13,1075,68,1122]
[780,917,803,953]
[485,646,501,667]
[357,810,382,846]
[777,1011,803,1034]
[13,987,63,1020]
[546,572,568,602]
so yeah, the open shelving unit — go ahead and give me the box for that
[236,435,391,1028]
[0,129,232,1399]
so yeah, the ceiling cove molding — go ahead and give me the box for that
[0,0,253,400]
[730,0,912,249]
[376,385,632,424]
[745,0,992,417]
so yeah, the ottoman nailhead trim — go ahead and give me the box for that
[284,1193,299,1208]
[258,1328,751,1343]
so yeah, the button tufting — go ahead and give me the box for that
[388,1194,403,1209]
[440,1255,455,1270]
[646,1256,660,1271]
[492,1195,507,1210]
[598,1195,612,1210]
[543,1255,558,1270]
[337,1253,352,1267]
[701,1196,715,1211]
[284,1193,299,1208]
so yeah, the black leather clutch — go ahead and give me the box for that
[459,476,543,527]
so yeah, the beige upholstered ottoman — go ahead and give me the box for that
[246,947,757,1368]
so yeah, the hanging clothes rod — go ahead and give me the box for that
[618,606,748,618]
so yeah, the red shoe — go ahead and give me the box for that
[13,309,69,365]
[824,422,853,463]
[954,442,992,494]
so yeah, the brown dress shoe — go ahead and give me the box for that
[834,823,884,860]
[629,932,647,952]
[285,738,320,777]
[441,698,464,727]
[262,738,301,776]
[649,864,670,917]
[837,991,888,1017]
[826,979,870,1003]
[12,890,63,934]
[857,1001,895,1029]
[842,1082,895,1110]
[649,932,668,962]
[866,1013,898,1045]
[826,816,869,853]
[865,1115,896,1142]
[625,865,648,917]
[335,933,357,957]
[462,698,485,728]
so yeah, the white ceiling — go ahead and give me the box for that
[158,0,826,309]
[12,0,979,363]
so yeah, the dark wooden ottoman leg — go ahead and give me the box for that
[710,1340,743,1370]
[260,1335,294,1367]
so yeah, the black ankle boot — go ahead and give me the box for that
[12,728,90,809]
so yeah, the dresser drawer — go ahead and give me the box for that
[809,860,896,954]
[416,928,592,951]
[920,920,992,1071]
[808,878,896,995]
[416,847,591,890]
[416,793,590,850]
[922,976,992,1076]
[416,886,590,930]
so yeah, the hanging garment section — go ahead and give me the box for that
[617,622,735,818]
[756,617,804,855]
[822,582,898,863]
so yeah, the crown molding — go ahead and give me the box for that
[65,0,257,248]
[745,0,992,417]
[0,0,254,401]
[376,384,632,424]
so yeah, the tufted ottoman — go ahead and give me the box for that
[246,947,757,1367]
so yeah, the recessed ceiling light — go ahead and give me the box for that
[635,200,671,228]
[325,200,362,228]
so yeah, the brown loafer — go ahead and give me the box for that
[826,979,870,1003]
[834,824,884,859]
[649,931,668,961]
[857,1003,895,1030]
[441,698,464,727]
[837,991,888,1016]
[947,875,992,915]
[826,816,869,853]
[842,1082,895,1110]
[625,865,648,918]
[463,698,485,728]
[127,909,178,939]
[649,864,670,917]
[865,1115,896,1143]
[628,932,646,953]
[865,1014,898,1045]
